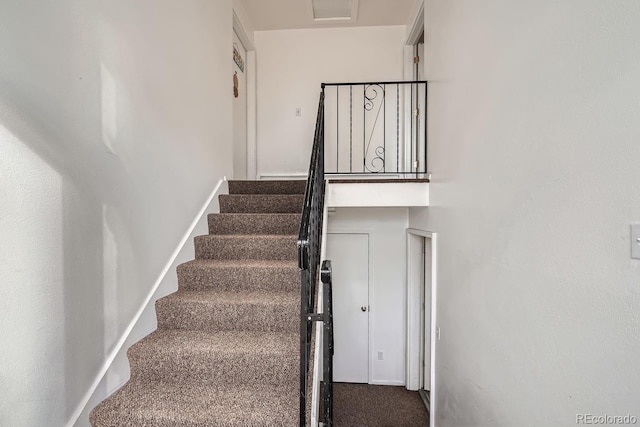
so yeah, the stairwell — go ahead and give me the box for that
[90,180,306,426]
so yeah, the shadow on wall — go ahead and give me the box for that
[0,118,102,426]
[0,66,136,424]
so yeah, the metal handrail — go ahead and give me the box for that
[298,89,329,426]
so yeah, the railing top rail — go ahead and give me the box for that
[322,80,427,87]
[297,90,325,252]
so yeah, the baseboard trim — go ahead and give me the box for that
[256,172,308,180]
[65,177,228,427]
[419,389,430,413]
[369,380,406,386]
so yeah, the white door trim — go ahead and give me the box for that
[232,10,257,179]
[407,228,437,427]
[405,1,424,47]
[403,3,425,175]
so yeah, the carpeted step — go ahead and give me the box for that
[194,234,297,260]
[127,329,298,387]
[208,213,301,235]
[177,259,299,292]
[155,290,298,333]
[219,194,304,214]
[89,381,298,427]
[228,179,306,195]
[90,180,306,427]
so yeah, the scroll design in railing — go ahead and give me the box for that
[364,84,386,173]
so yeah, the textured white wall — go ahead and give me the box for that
[0,122,65,426]
[417,0,640,425]
[327,208,409,385]
[255,26,406,177]
[0,1,233,425]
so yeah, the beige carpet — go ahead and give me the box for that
[333,383,429,427]
[90,180,305,426]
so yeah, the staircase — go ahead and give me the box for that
[90,180,306,427]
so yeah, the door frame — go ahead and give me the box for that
[327,228,374,384]
[403,2,425,175]
[232,10,257,179]
[406,228,437,427]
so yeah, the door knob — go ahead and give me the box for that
[361,306,367,312]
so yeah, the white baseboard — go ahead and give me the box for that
[256,172,308,180]
[66,177,228,427]
[369,380,406,386]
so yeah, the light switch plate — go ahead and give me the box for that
[631,224,640,259]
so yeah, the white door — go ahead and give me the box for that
[232,31,247,180]
[327,233,369,383]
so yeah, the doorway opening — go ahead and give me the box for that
[407,229,436,424]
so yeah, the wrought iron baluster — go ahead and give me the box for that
[410,82,414,174]
[363,84,385,173]
[363,86,366,173]
[396,84,399,173]
[350,85,352,173]
[424,82,428,175]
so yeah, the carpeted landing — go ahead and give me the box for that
[90,180,305,427]
[333,383,429,427]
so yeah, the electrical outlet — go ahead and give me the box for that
[295,107,301,117]
[377,351,384,360]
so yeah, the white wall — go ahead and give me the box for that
[418,0,640,425]
[0,1,233,425]
[255,26,406,177]
[327,208,408,385]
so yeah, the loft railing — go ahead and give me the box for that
[322,81,428,177]
[298,90,333,426]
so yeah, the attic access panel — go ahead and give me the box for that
[309,0,359,21]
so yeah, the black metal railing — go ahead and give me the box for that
[298,89,333,426]
[298,80,427,425]
[322,81,428,177]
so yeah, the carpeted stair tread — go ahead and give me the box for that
[219,194,304,213]
[90,180,303,426]
[194,234,297,260]
[208,213,301,235]
[155,290,298,333]
[177,259,299,292]
[228,179,306,195]
[128,329,298,386]
[89,380,298,427]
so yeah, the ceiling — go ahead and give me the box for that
[239,0,421,31]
